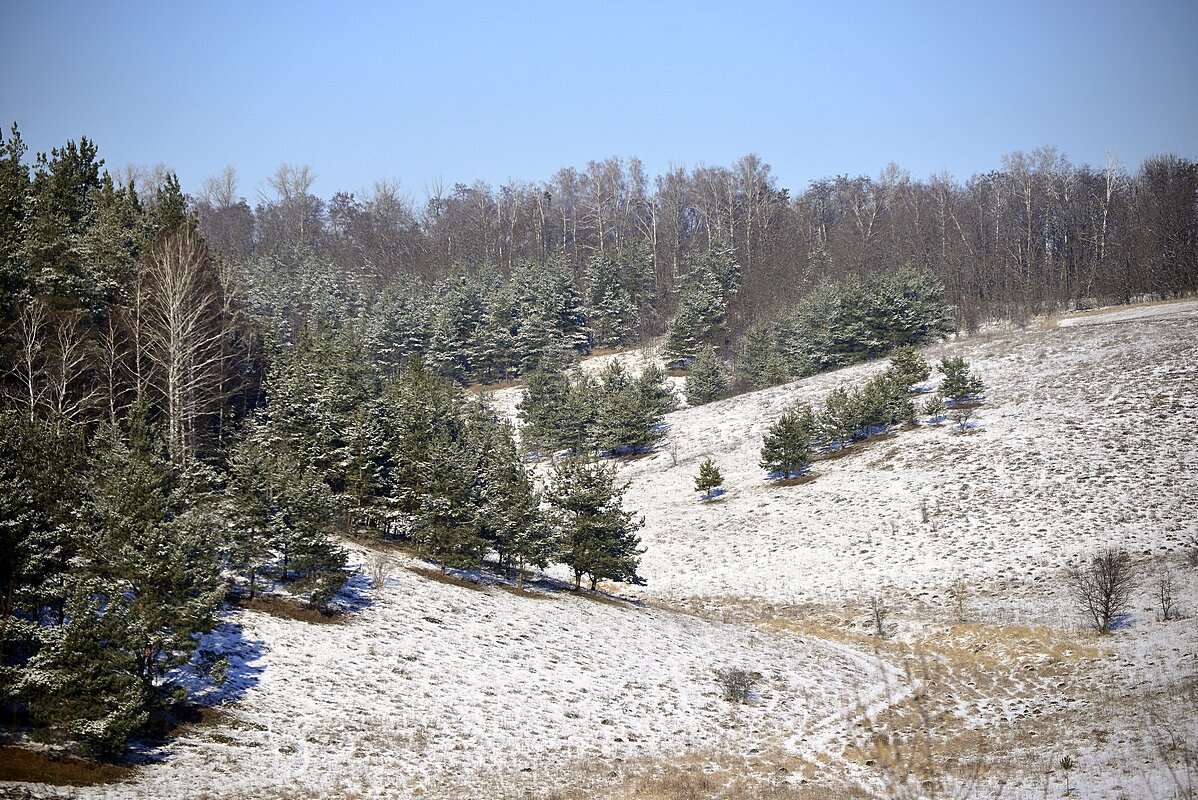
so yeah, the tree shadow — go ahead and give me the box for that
[127,617,266,764]
[328,570,374,615]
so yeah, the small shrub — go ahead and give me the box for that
[922,394,946,422]
[870,595,889,638]
[714,667,758,704]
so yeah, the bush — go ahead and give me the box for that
[714,667,758,704]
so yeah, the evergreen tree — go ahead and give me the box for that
[410,434,485,573]
[0,413,85,686]
[663,247,741,366]
[20,582,149,760]
[517,362,576,456]
[685,344,728,406]
[818,387,858,448]
[591,359,664,455]
[469,406,553,584]
[586,252,639,347]
[735,321,788,390]
[548,459,644,591]
[922,393,947,422]
[226,415,347,606]
[0,124,31,321]
[887,345,931,391]
[694,457,724,500]
[938,356,985,402]
[760,402,816,479]
[636,363,678,419]
[22,137,105,311]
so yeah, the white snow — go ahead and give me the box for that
[10,299,1198,799]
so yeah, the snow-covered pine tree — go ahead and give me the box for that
[586,251,639,348]
[663,247,742,367]
[685,344,728,406]
[410,434,485,573]
[470,408,554,584]
[518,362,575,456]
[760,402,817,479]
[635,363,679,419]
[547,458,644,591]
[818,386,858,448]
[589,360,669,455]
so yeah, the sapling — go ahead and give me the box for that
[1059,755,1076,794]
[694,457,724,500]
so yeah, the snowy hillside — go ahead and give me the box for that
[11,300,1198,800]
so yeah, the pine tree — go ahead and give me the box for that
[922,393,947,422]
[635,363,678,419]
[226,415,347,606]
[938,356,985,402]
[818,387,858,448]
[735,321,788,390]
[694,457,724,500]
[760,402,816,479]
[591,359,663,455]
[547,459,644,591]
[586,252,639,348]
[887,345,931,391]
[471,409,553,584]
[0,124,31,320]
[685,344,728,406]
[518,363,575,456]
[410,434,485,573]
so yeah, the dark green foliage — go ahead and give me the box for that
[226,415,347,607]
[760,403,816,479]
[922,393,946,421]
[635,363,679,419]
[519,359,670,458]
[694,457,723,500]
[548,459,644,591]
[0,414,86,682]
[735,321,789,391]
[586,251,641,348]
[517,362,579,456]
[777,269,951,378]
[887,345,931,391]
[685,344,729,407]
[590,360,666,454]
[938,356,985,401]
[21,583,150,760]
[12,414,225,758]
[471,408,553,584]
[664,248,740,366]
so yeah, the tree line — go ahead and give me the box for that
[189,145,1196,336]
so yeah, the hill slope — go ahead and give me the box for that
[9,300,1197,799]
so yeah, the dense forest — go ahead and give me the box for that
[0,121,1195,759]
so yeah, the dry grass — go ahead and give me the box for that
[0,746,134,787]
[235,595,344,624]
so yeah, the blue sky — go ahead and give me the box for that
[2,0,1195,202]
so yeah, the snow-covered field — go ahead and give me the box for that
[11,300,1198,799]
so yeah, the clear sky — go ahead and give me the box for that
[2,0,1196,203]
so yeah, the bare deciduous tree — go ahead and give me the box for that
[1070,548,1135,634]
[141,228,229,466]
